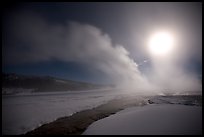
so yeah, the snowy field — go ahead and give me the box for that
[83,104,202,135]
[2,89,202,135]
[2,88,125,135]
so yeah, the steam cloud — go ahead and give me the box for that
[3,12,201,95]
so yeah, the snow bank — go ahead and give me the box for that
[2,89,123,135]
[83,104,202,135]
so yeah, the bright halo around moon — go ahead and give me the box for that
[148,31,174,56]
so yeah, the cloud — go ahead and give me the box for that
[3,11,201,95]
[3,12,154,92]
[148,56,202,94]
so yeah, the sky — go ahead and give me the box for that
[2,2,202,93]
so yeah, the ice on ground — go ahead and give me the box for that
[2,88,124,135]
[83,104,202,135]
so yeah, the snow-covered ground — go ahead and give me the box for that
[2,88,124,135]
[83,104,202,135]
[3,88,202,135]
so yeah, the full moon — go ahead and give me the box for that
[148,31,174,56]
